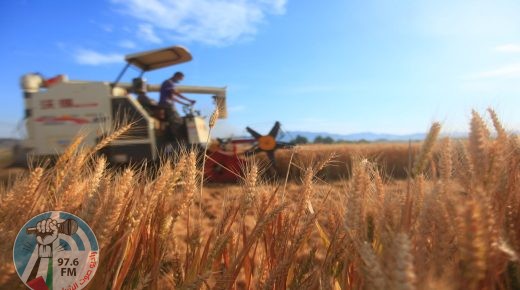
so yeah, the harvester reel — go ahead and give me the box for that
[244,121,294,167]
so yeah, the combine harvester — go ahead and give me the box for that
[17,45,292,182]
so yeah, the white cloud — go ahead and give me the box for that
[228,105,246,112]
[413,1,520,38]
[89,19,114,33]
[137,23,162,44]
[466,63,520,79]
[496,44,520,53]
[101,24,114,33]
[260,0,286,14]
[74,49,124,65]
[112,0,287,45]
[118,40,137,49]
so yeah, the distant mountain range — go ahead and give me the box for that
[279,131,468,142]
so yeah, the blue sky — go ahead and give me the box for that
[1,0,519,138]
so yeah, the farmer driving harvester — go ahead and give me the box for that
[159,71,196,141]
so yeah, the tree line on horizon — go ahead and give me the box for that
[290,134,371,145]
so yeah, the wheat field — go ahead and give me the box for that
[0,108,519,290]
[274,142,420,180]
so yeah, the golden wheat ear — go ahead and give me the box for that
[487,108,507,140]
[359,242,386,290]
[238,159,260,214]
[89,110,137,156]
[412,122,441,177]
[439,137,453,185]
[469,110,491,181]
[387,233,416,290]
[90,123,133,155]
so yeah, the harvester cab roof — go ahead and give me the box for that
[114,45,193,85]
[126,45,192,71]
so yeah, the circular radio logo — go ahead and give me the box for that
[13,211,99,290]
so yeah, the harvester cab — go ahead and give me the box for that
[19,45,227,164]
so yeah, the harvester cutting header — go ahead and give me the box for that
[18,45,292,182]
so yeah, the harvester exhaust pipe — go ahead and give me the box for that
[21,74,45,136]
[14,74,45,167]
